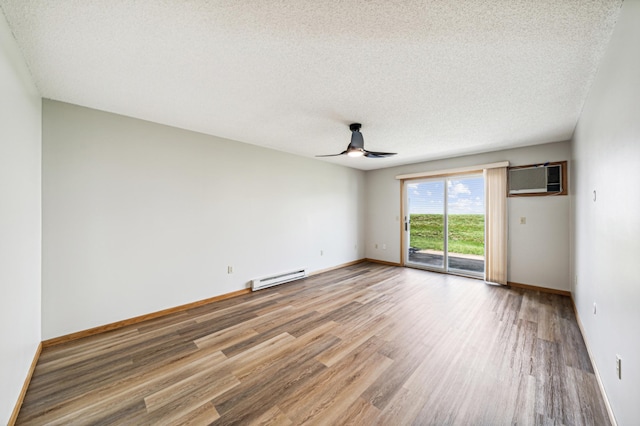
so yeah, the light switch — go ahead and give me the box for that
[520,217,526,225]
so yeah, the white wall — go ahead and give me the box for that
[572,0,640,424]
[0,11,41,425]
[42,100,365,339]
[365,141,571,290]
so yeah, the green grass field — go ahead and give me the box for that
[409,214,485,256]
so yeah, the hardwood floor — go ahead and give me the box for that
[17,263,610,425]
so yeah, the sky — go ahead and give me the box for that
[408,176,484,215]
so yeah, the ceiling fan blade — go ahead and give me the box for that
[364,150,397,158]
[316,150,347,157]
[315,123,398,159]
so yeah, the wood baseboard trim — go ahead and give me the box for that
[9,342,42,426]
[42,258,394,348]
[308,259,367,276]
[364,258,402,267]
[507,281,571,297]
[570,296,617,426]
[42,288,252,348]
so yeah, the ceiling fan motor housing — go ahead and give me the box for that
[315,122,396,158]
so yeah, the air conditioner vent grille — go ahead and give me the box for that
[508,163,563,195]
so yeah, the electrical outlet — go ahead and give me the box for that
[616,355,622,379]
[375,243,378,249]
[382,243,386,250]
[227,266,233,274]
[320,250,323,256]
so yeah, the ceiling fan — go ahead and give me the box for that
[316,123,397,158]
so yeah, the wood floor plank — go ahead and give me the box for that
[18,347,226,424]
[16,263,611,425]
[137,373,238,425]
[212,358,328,424]
[230,321,339,381]
[221,310,324,358]
[164,402,220,426]
[23,337,199,414]
[299,351,393,425]
[249,305,311,335]
[194,327,260,352]
[372,386,425,425]
[360,338,430,410]
[568,366,611,426]
[247,405,292,426]
[339,397,382,426]
[143,366,238,413]
[210,336,339,423]
[192,293,282,324]
[37,327,141,363]
[279,336,393,424]
[315,314,392,367]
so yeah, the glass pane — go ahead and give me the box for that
[447,176,485,275]
[407,180,445,269]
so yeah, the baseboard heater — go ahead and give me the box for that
[251,268,307,291]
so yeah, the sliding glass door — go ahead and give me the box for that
[405,174,485,277]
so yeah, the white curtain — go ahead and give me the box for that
[484,167,508,285]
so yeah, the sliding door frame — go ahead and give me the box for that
[400,170,486,279]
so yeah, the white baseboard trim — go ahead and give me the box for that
[570,296,617,426]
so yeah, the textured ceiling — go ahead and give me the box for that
[0,0,622,170]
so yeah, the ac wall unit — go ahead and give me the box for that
[509,164,562,195]
[251,268,307,291]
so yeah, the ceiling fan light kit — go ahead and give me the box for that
[316,123,397,159]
